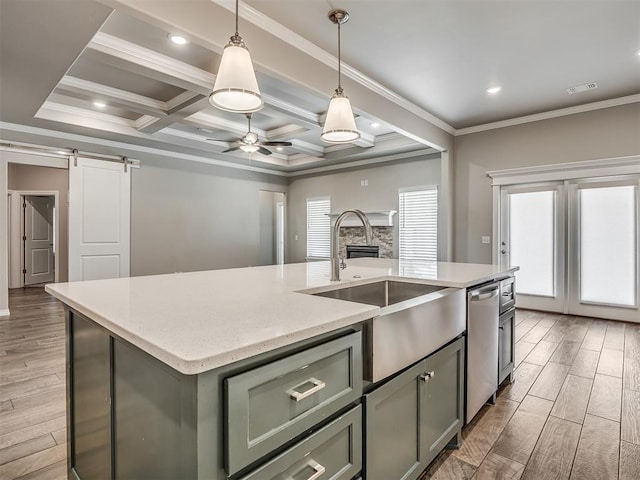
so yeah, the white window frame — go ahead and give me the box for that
[306,196,331,260]
[398,186,438,262]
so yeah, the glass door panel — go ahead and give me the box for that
[509,191,555,296]
[500,183,565,312]
[580,186,636,306]
[569,179,639,321]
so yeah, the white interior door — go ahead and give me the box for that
[500,183,566,312]
[24,195,55,285]
[69,158,131,282]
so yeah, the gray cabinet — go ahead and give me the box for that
[498,308,515,385]
[239,405,362,480]
[225,332,362,475]
[364,337,464,480]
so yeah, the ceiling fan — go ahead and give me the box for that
[207,113,292,156]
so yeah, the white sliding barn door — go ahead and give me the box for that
[69,158,130,281]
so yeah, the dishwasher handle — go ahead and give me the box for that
[469,285,499,301]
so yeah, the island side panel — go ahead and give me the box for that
[66,309,199,480]
[113,339,198,479]
[68,313,112,480]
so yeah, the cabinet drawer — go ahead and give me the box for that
[239,405,362,480]
[225,332,363,475]
[499,276,515,313]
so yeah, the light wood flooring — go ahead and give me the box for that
[422,309,640,480]
[1,288,639,480]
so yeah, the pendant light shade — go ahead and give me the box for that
[321,91,359,143]
[321,9,360,144]
[209,0,263,113]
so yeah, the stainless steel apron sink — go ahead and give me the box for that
[313,280,466,383]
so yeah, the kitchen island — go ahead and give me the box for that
[46,259,517,480]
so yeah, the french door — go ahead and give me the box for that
[499,176,639,322]
[500,182,565,312]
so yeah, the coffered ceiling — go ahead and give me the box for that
[1,0,638,175]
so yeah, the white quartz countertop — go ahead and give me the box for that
[46,259,517,375]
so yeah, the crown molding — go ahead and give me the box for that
[456,94,640,136]
[0,122,288,177]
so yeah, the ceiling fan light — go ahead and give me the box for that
[321,93,360,144]
[209,42,263,113]
[239,143,260,153]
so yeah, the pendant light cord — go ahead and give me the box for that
[235,0,239,37]
[337,20,342,93]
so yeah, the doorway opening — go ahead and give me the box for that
[258,191,286,266]
[8,192,59,287]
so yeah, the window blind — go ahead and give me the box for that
[399,187,438,261]
[306,197,331,258]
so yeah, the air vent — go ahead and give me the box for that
[567,82,598,95]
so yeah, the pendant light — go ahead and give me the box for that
[209,0,263,113]
[321,9,360,144]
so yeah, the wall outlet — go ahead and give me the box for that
[360,179,368,187]
[481,236,491,244]
[294,234,299,241]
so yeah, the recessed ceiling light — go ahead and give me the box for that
[93,101,106,108]
[486,86,502,94]
[370,122,381,128]
[168,34,188,45]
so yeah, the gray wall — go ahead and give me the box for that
[130,158,287,276]
[8,163,70,282]
[453,103,640,263]
[287,155,441,263]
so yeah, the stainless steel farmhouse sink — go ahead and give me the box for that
[312,280,466,383]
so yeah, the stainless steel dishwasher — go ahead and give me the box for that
[466,281,500,423]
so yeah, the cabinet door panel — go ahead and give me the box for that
[365,361,426,480]
[499,309,515,384]
[71,314,111,480]
[422,337,464,466]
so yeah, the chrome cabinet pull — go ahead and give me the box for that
[420,371,435,382]
[287,377,326,401]
[295,459,325,480]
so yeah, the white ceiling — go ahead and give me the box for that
[1,0,638,174]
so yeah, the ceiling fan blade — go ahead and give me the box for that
[262,141,292,147]
[206,138,233,142]
[257,146,273,156]
[221,146,241,153]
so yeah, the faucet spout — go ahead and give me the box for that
[331,209,373,281]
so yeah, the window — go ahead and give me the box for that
[399,187,438,261]
[306,197,331,259]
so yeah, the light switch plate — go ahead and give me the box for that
[481,236,491,244]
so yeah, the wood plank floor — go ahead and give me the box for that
[422,309,640,480]
[0,288,66,480]
[1,289,639,480]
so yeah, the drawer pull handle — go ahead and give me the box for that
[298,459,325,480]
[287,378,326,401]
[420,371,435,382]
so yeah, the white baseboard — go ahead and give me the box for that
[0,309,10,317]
